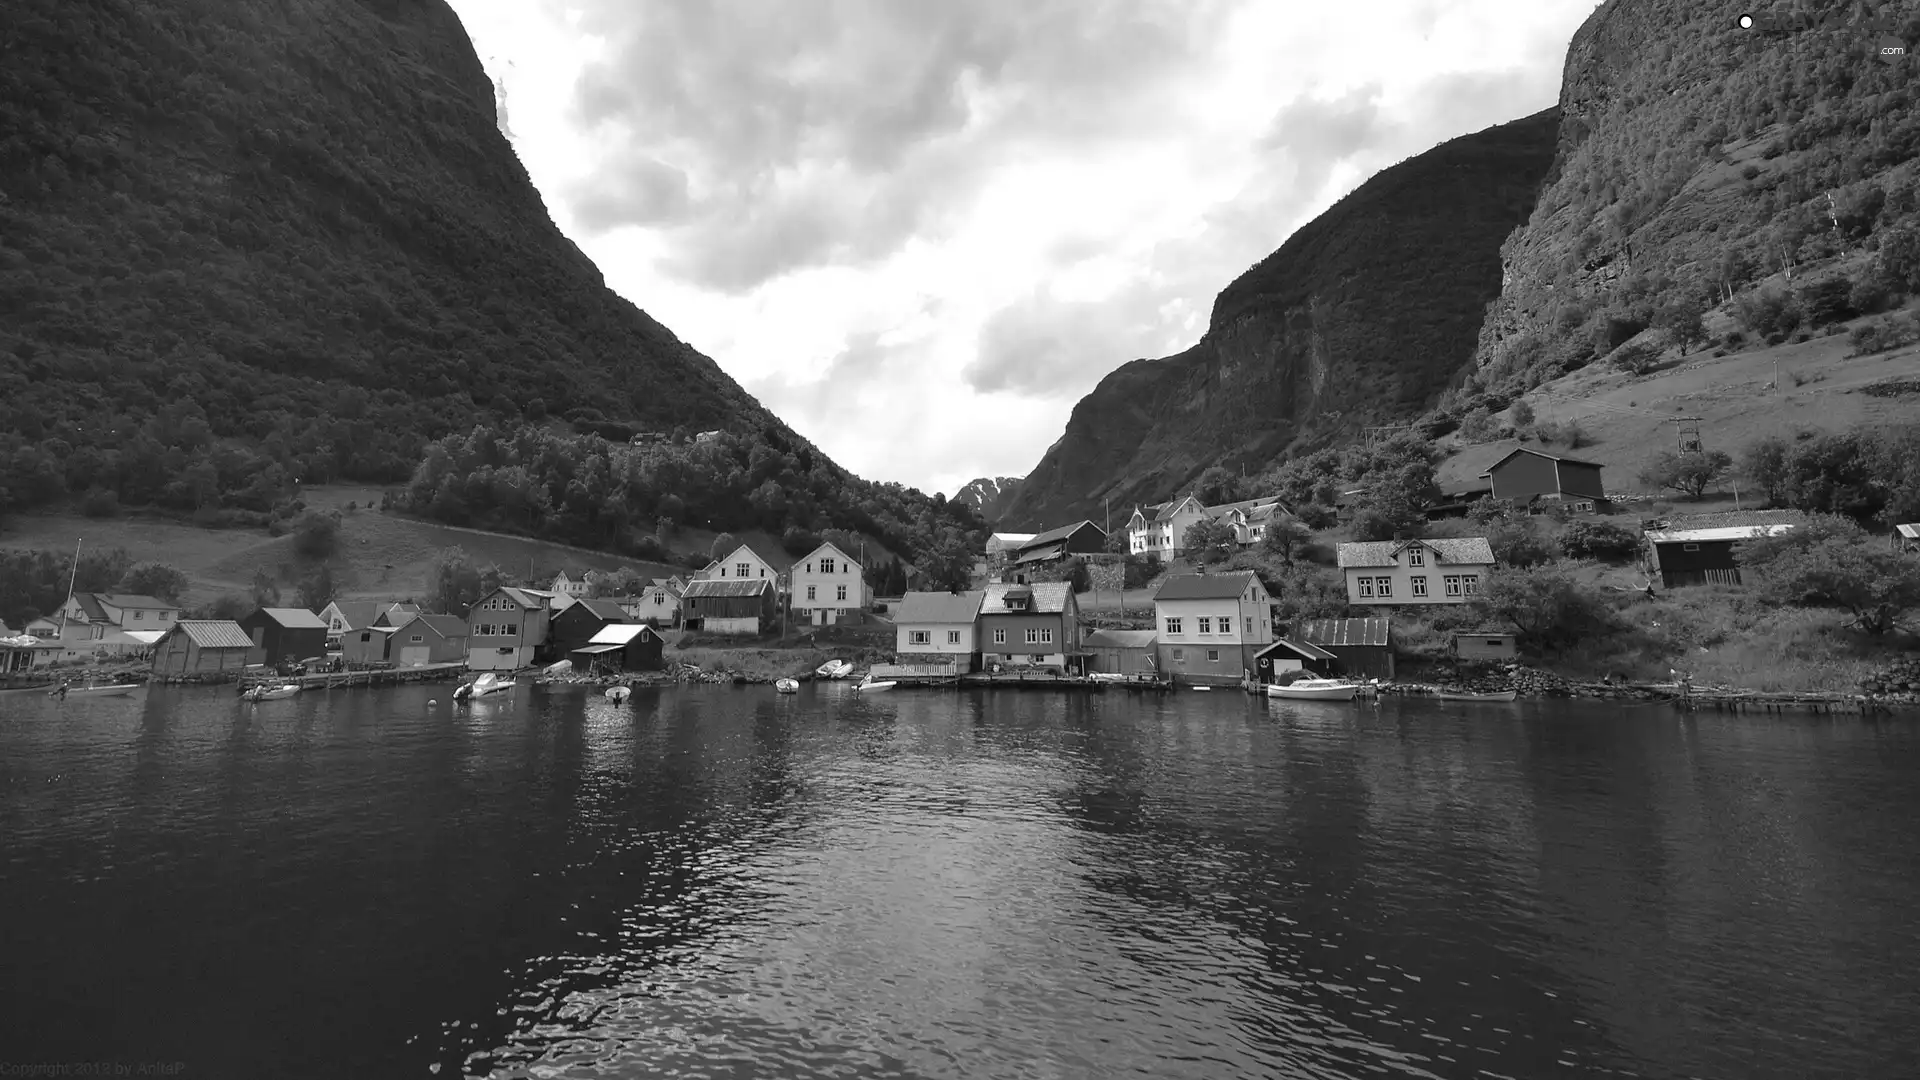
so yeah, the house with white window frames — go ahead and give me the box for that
[790,541,865,625]
[1150,571,1275,686]
[692,542,789,595]
[976,581,1080,671]
[1335,537,1495,606]
[892,590,985,671]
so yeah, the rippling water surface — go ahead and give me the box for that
[3,683,1916,1079]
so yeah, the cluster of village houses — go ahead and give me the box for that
[4,447,1915,685]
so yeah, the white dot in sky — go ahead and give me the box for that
[1738,14,1754,29]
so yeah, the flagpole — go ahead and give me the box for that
[60,538,81,642]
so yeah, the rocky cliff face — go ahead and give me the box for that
[999,109,1560,530]
[950,477,1023,523]
[1474,0,1920,375]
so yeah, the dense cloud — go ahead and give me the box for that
[559,0,1235,291]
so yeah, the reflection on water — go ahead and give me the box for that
[2,685,1917,1079]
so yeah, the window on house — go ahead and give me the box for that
[134,611,143,620]
[1358,578,1374,598]
[1207,650,1220,662]
[994,629,1007,644]
[909,631,930,645]
[1025,628,1039,644]
[1197,616,1211,634]
[1165,617,1182,635]
[161,612,171,621]
[1462,576,1479,596]
[807,585,816,600]
[947,630,961,644]
[410,635,423,642]
[821,558,835,574]
[1411,576,1428,598]
[1376,578,1393,598]
[837,585,847,601]
[736,562,750,577]
[1172,648,1185,662]
[1041,628,1053,644]
[1408,548,1425,567]
[360,632,371,642]
[1683,543,1700,552]
[1445,575,1462,597]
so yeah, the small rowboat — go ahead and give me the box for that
[1432,689,1519,702]
[815,659,853,679]
[1265,678,1361,701]
[851,678,897,693]
[775,678,800,694]
[242,684,301,702]
[604,685,631,703]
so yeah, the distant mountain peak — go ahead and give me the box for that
[950,476,1023,523]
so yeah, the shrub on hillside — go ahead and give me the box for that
[80,487,120,518]
[1458,409,1501,442]
[292,510,343,560]
[1611,341,1663,376]
[1879,224,1920,291]
[1735,288,1802,340]
[1260,518,1313,565]
[1472,566,1622,651]
[1652,299,1709,353]
[1487,518,1558,568]
[1739,515,1920,635]
[1799,278,1856,326]
[119,562,189,604]
[1639,449,1733,498]
[1294,503,1338,530]
[1558,520,1642,561]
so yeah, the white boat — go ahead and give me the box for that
[454,672,512,701]
[815,659,854,679]
[852,678,897,693]
[543,659,573,677]
[50,683,142,698]
[1265,678,1361,701]
[775,678,800,694]
[242,684,302,702]
[604,685,631,703]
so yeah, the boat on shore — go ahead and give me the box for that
[775,678,800,694]
[1431,689,1519,702]
[242,684,301,702]
[50,682,144,698]
[816,659,854,680]
[1265,678,1362,702]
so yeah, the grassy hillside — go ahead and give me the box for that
[999,109,1560,528]
[1436,304,1920,498]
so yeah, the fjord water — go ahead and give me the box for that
[2,687,1915,1080]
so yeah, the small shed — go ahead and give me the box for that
[1082,629,1159,676]
[1644,524,1795,588]
[1294,617,1395,680]
[1896,523,1920,554]
[152,620,255,676]
[388,614,468,667]
[238,607,330,667]
[570,623,665,674]
[682,578,775,634]
[1452,632,1518,661]
[1252,638,1337,682]
[341,624,400,667]
[548,598,633,658]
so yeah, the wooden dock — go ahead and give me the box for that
[956,672,1173,692]
[231,662,469,691]
[1672,689,1898,716]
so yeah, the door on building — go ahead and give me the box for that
[399,646,430,667]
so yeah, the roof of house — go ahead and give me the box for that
[96,593,176,610]
[1295,617,1392,648]
[683,578,774,598]
[1644,524,1797,544]
[1154,571,1261,601]
[586,623,658,645]
[1336,537,1496,568]
[489,587,553,609]
[895,590,986,624]
[1256,638,1338,662]
[71,593,110,621]
[172,620,255,649]
[1015,543,1067,564]
[256,607,329,629]
[1021,520,1102,549]
[1202,496,1288,521]
[397,614,468,638]
[718,541,794,573]
[1081,629,1159,649]
[799,541,861,567]
[122,629,168,645]
[980,581,1073,614]
[1898,524,1920,540]
[1477,447,1605,476]
[1153,496,1201,522]
[1655,508,1803,532]
[561,598,632,621]
[988,532,1036,546]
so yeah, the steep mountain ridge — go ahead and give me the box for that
[998,109,1560,529]
[1472,0,1920,379]
[0,0,864,520]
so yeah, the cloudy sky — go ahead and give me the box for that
[446,0,1599,498]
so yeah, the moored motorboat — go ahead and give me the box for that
[454,672,507,701]
[51,682,143,698]
[242,684,301,702]
[816,659,854,679]
[604,685,631,703]
[851,678,897,693]
[1265,678,1360,701]
[775,678,800,694]
[1432,689,1519,702]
